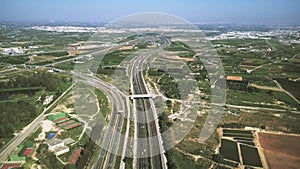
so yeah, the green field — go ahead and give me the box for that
[277,78,300,101]
[0,55,30,64]
[227,88,300,110]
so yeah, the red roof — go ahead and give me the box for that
[227,76,243,81]
[54,117,69,123]
[23,148,33,157]
[67,123,80,130]
[70,149,82,165]
[59,120,74,127]
[2,163,21,169]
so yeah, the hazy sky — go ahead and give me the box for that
[1,0,300,25]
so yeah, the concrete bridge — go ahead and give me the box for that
[130,94,157,99]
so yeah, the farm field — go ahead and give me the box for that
[258,132,300,169]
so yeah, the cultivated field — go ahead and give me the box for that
[258,132,300,169]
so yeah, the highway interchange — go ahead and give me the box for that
[0,36,170,169]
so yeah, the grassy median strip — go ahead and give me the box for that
[95,89,111,121]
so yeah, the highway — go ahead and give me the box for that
[87,37,168,169]
[131,42,167,169]
[73,73,127,169]
[0,69,127,169]
[0,37,167,168]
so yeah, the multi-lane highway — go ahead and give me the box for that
[72,72,127,169]
[0,36,168,169]
[131,44,167,169]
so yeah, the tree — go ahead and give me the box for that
[212,154,224,163]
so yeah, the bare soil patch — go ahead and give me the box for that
[258,132,300,169]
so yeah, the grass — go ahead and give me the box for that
[165,41,193,52]
[33,55,75,66]
[277,78,300,101]
[95,89,111,121]
[178,51,196,58]
[56,125,83,140]
[99,49,137,67]
[173,148,212,169]
[0,55,30,64]
[220,109,300,134]
[37,51,68,57]
[226,88,300,110]
[241,58,269,66]
[55,61,76,70]
[0,87,44,101]
[176,140,206,156]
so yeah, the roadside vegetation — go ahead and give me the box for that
[95,89,111,121]
[0,70,72,149]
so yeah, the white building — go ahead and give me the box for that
[43,95,53,105]
[54,146,70,156]
[47,139,64,151]
[47,138,70,156]
[63,138,75,145]
[2,47,24,55]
